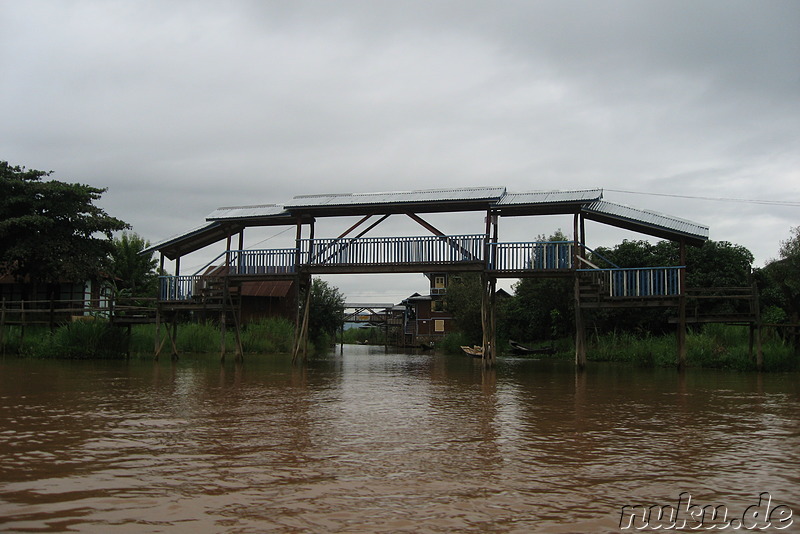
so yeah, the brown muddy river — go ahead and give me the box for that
[1,346,798,533]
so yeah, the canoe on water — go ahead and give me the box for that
[508,340,556,355]
[460,345,483,357]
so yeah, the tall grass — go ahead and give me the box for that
[8,320,130,359]
[587,324,798,371]
[241,317,294,353]
[128,318,296,356]
[438,331,474,355]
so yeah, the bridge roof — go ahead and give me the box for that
[143,221,243,260]
[206,204,296,225]
[144,186,709,258]
[582,200,709,245]
[495,188,604,215]
[285,186,506,215]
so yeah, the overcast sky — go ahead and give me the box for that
[2,1,798,302]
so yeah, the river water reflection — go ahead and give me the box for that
[1,346,798,533]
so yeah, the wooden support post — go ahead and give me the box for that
[574,213,587,370]
[292,274,312,363]
[168,313,179,360]
[154,307,162,359]
[220,280,228,362]
[231,282,244,362]
[1,297,6,357]
[481,273,488,361]
[489,276,496,364]
[677,239,688,371]
[480,273,496,365]
[753,279,763,371]
[20,299,25,344]
[302,278,312,360]
[574,276,587,370]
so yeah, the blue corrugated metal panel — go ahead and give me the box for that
[497,189,603,206]
[287,186,506,208]
[206,204,288,221]
[584,200,709,240]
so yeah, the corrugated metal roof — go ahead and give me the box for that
[206,204,289,221]
[142,222,235,259]
[241,280,293,298]
[286,186,506,209]
[583,200,709,241]
[498,189,604,206]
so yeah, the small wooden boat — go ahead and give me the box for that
[460,345,484,357]
[509,339,556,355]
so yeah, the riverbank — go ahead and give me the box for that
[1,321,796,371]
[439,324,797,372]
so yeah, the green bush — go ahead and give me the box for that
[341,326,386,345]
[21,320,129,359]
[438,331,474,355]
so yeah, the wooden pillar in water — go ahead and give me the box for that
[480,210,497,365]
[481,273,495,364]
[1,297,6,357]
[574,213,587,370]
[677,239,687,371]
[292,273,312,363]
[168,312,179,360]
[220,233,232,361]
[752,278,764,371]
[154,252,165,359]
[294,217,303,347]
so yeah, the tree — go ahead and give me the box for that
[0,161,129,294]
[761,226,800,352]
[108,232,159,297]
[444,273,484,344]
[504,230,573,342]
[308,278,345,346]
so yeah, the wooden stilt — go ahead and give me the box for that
[1,298,6,357]
[230,284,244,362]
[219,282,228,362]
[168,313,179,360]
[489,276,496,364]
[573,213,587,370]
[753,279,763,371]
[154,305,166,360]
[292,275,312,363]
[677,239,687,371]
[574,276,587,370]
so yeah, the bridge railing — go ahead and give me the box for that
[300,235,485,266]
[228,248,297,274]
[488,241,574,272]
[579,267,684,297]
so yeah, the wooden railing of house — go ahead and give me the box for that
[0,297,157,326]
[578,267,684,297]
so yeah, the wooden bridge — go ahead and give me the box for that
[144,186,711,367]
